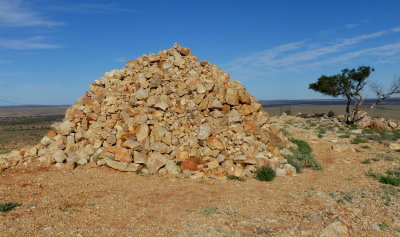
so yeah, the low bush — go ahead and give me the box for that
[290,138,312,154]
[254,167,276,181]
[361,159,371,164]
[226,175,245,182]
[284,138,322,172]
[0,202,21,212]
[380,176,400,186]
[365,168,400,186]
[351,136,369,144]
[327,111,335,117]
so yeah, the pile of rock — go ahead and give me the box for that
[0,43,295,178]
[353,115,399,130]
[297,112,399,130]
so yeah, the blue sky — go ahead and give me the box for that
[0,0,399,105]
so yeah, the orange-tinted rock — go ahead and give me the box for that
[244,120,256,131]
[46,129,57,138]
[241,104,252,115]
[251,102,262,112]
[115,150,133,163]
[177,47,191,56]
[121,132,137,142]
[180,157,205,171]
[176,151,189,161]
[206,160,219,169]
[65,161,77,170]
[238,90,251,104]
[213,172,225,178]
[87,113,98,122]
[222,104,231,115]
[106,146,120,154]
[108,147,133,163]
[207,136,224,150]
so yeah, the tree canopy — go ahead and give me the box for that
[309,66,374,121]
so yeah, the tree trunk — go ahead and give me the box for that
[351,95,365,124]
[345,96,351,115]
[345,95,352,123]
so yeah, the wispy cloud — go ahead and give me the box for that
[46,3,136,14]
[289,42,400,70]
[115,56,127,63]
[0,36,62,50]
[223,27,400,79]
[392,26,400,32]
[345,23,359,29]
[0,0,63,27]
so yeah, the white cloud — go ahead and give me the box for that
[289,42,400,70]
[0,36,62,50]
[222,27,400,79]
[115,56,127,63]
[0,59,11,63]
[46,3,136,14]
[392,26,400,32]
[345,23,359,29]
[0,0,62,27]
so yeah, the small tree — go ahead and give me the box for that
[309,66,374,123]
[369,76,400,109]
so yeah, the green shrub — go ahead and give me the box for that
[365,171,381,179]
[351,136,369,144]
[318,128,327,134]
[368,130,400,142]
[0,202,21,212]
[361,145,370,149]
[327,111,335,117]
[339,134,350,138]
[286,158,302,173]
[285,148,322,171]
[201,206,220,215]
[379,176,400,186]
[290,138,312,154]
[361,159,371,164]
[365,168,400,186]
[362,128,375,134]
[254,167,276,181]
[348,124,358,130]
[284,138,322,172]
[226,175,245,182]
[395,149,400,153]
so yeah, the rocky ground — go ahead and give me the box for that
[0,115,399,236]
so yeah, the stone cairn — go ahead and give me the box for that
[0,43,295,178]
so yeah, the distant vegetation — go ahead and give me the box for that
[309,66,400,123]
[0,115,63,127]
